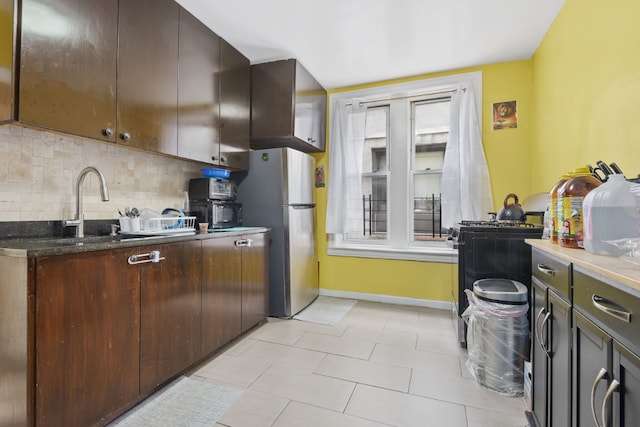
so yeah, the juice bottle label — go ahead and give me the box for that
[561,195,585,241]
[554,196,564,238]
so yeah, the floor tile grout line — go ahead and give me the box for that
[269,398,294,427]
[190,302,528,426]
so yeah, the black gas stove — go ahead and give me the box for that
[450,220,544,344]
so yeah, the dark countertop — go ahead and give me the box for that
[0,226,269,258]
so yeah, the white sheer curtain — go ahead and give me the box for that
[327,80,492,235]
[326,98,367,234]
[441,83,493,228]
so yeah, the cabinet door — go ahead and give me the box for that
[177,8,220,164]
[117,0,179,155]
[35,248,140,427]
[219,38,250,170]
[293,62,326,151]
[613,342,640,427]
[531,277,549,427]
[251,59,295,139]
[573,310,612,427]
[311,81,327,151]
[548,289,572,427]
[293,60,315,145]
[140,241,201,394]
[241,233,269,332]
[201,236,242,355]
[20,0,118,141]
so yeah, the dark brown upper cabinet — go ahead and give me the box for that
[0,0,16,123]
[219,38,250,170]
[251,58,327,153]
[19,0,119,140]
[177,11,249,170]
[6,0,250,167]
[118,0,179,156]
[177,8,220,164]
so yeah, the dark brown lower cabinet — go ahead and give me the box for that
[35,248,141,427]
[29,234,266,425]
[241,232,269,332]
[202,236,242,354]
[139,241,202,394]
[201,232,269,353]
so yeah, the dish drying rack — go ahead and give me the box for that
[120,215,197,236]
[141,216,196,232]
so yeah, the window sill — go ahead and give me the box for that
[327,244,458,263]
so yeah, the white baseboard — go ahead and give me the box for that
[319,288,453,311]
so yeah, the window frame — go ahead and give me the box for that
[327,72,481,262]
[409,97,450,244]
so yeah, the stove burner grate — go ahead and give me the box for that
[458,220,542,229]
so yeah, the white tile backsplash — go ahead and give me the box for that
[0,124,205,221]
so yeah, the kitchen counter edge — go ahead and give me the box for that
[0,227,270,258]
[526,239,640,293]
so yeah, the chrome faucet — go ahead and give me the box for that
[63,166,110,238]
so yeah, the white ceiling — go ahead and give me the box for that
[175,0,565,90]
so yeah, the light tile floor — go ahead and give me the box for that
[189,300,529,427]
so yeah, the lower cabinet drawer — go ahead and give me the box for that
[532,247,572,300]
[573,265,640,355]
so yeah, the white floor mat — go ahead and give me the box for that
[293,296,357,325]
[109,376,242,427]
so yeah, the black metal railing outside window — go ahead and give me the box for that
[361,193,445,239]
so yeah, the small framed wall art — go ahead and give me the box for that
[492,100,517,130]
[315,165,325,188]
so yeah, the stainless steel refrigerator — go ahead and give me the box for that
[235,147,318,318]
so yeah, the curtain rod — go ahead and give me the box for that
[345,87,463,107]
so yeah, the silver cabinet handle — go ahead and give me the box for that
[534,307,547,352]
[601,378,619,427]
[592,295,632,323]
[235,239,253,247]
[591,367,608,427]
[120,132,131,141]
[128,250,165,265]
[540,311,552,354]
[537,263,556,277]
[102,128,113,137]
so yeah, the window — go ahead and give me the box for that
[346,98,450,243]
[411,99,450,242]
[348,106,389,241]
[327,72,486,261]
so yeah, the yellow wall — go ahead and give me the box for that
[313,61,534,301]
[315,0,640,303]
[0,1,12,69]
[0,0,14,120]
[531,0,640,190]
